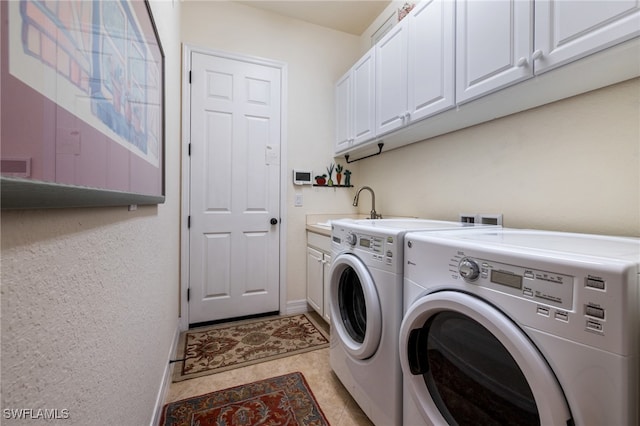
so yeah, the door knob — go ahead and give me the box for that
[270,218,279,225]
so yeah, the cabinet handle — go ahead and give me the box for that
[516,57,528,67]
[532,50,543,61]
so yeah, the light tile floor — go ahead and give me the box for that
[164,316,374,426]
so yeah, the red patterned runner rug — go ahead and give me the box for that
[160,372,330,426]
[172,313,329,382]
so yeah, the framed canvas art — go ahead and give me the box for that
[1,0,165,208]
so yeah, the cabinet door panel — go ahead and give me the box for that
[306,247,323,314]
[534,0,640,73]
[335,72,352,153]
[376,20,408,136]
[352,49,376,145]
[456,0,533,103]
[408,0,455,122]
[323,253,332,323]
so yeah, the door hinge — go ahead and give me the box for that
[188,143,191,156]
[187,288,190,302]
[189,70,192,84]
[187,216,191,228]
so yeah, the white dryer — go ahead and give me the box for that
[329,219,496,426]
[400,228,639,426]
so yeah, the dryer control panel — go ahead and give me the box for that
[457,256,574,311]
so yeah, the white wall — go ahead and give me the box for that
[353,77,640,237]
[0,2,182,424]
[180,1,363,304]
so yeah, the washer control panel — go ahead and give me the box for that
[332,224,401,271]
[457,256,574,310]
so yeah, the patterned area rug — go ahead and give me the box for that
[172,313,329,382]
[160,372,329,426]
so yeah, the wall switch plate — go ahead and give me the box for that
[294,194,303,207]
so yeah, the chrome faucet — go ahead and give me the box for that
[353,186,381,219]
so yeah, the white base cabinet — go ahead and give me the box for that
[306,232,332,323]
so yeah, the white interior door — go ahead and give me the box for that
[188,51,282,325]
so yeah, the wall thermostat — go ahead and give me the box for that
[292,169,313,185]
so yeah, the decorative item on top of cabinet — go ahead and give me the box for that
[398,2,415,21]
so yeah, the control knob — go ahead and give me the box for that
[345,232,357,246]
[459,258,480,281]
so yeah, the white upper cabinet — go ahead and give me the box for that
[335,48,376,154]
[376,0,455,137]
[335,71,352,153]
[534,0,640,73]
[408,0,456,122]
[336,0,639,158]
[457,0,640,104]
[352,49,376,145]
[456,0,533,104]
[375,19,409,136]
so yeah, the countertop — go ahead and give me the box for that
[305,213,366,237]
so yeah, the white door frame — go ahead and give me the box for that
[180,44,288,331]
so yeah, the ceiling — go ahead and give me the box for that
[235,1,393,35]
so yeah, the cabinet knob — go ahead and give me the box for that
[270,218,278,225]
[532,50,543,61]
[516,57,528,67]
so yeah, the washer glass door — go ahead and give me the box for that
[399,291,572,425]
[329,253,382,359]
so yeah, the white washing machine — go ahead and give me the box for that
[329,219,496,426]
[400,228,640,426]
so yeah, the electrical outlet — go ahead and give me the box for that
[294,194,303,207]
[479,214,503,226]
[459,214,478,224]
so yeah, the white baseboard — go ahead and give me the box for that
[150,319,181,426]
[284,299,310,315]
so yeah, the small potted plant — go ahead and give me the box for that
[315,174,327,185]
[336,164,344,185]
[326,163,335,186]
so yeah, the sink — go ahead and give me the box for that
[350,218,457,230]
